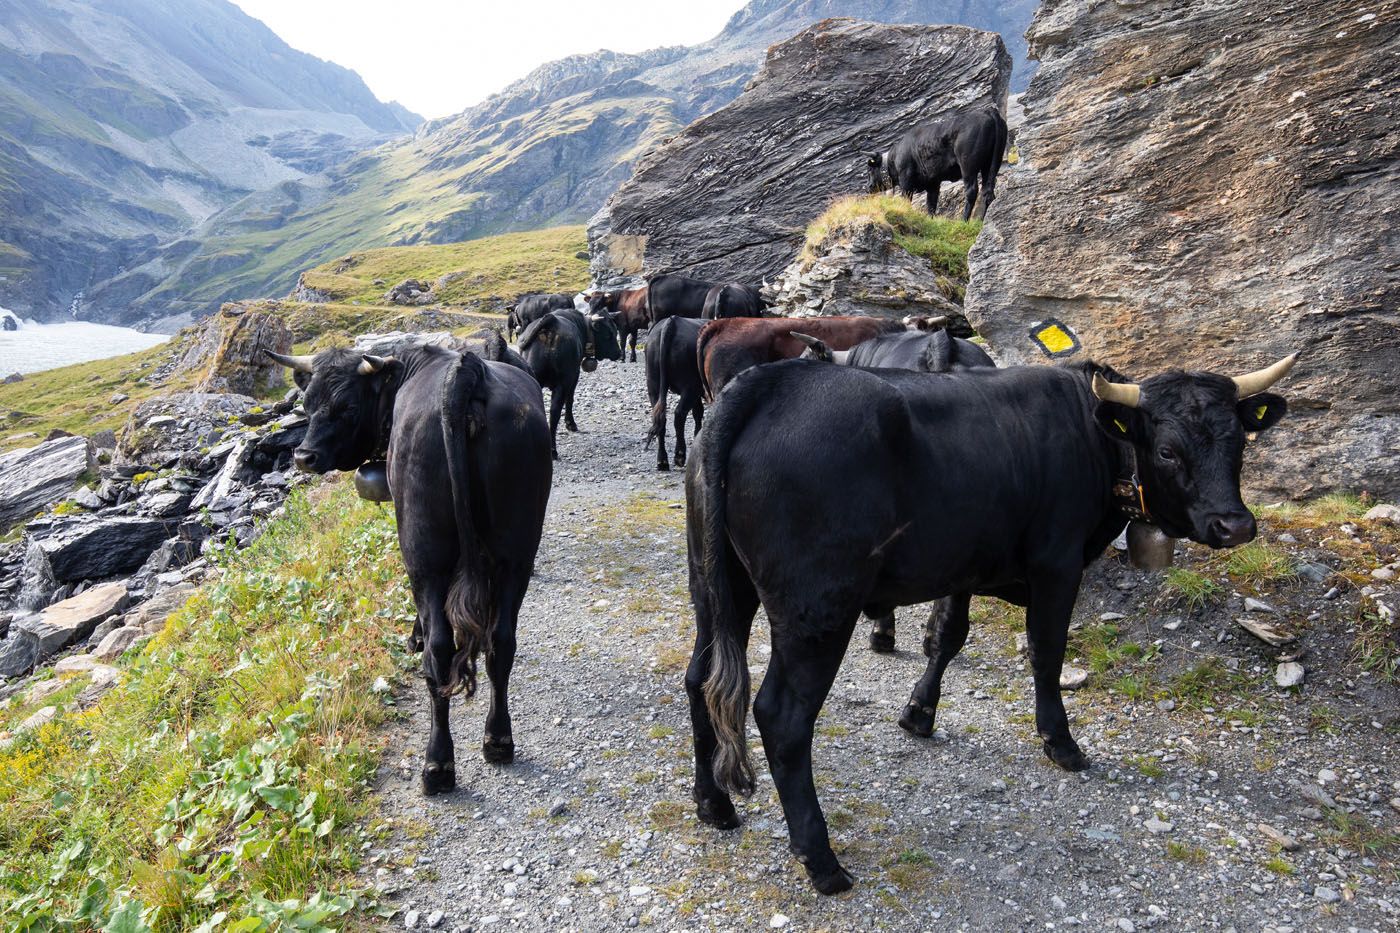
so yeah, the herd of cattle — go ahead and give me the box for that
[264,106,1301,895]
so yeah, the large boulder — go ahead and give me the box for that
[966,0,1399,499]
[196,308,293,396]
[0,582,128,678]
[28,515,174,582]
[588,19,1011,287]
[0,436,95,529]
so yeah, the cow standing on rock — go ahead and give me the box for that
[868,107,1008,220]
[683,350,1297,893]
[266,344,552,795]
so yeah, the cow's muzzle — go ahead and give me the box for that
[1206,511,1256,549]
[292,448,320,473]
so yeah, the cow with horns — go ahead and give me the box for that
[518,307,623,459]
[683,351,1297,893]
[266,343,553,795]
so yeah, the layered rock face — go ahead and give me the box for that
[966,0,1399,499]
[589,20,1010,287]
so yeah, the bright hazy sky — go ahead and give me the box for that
[231,0,743,121]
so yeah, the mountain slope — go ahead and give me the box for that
[124,0,1035,326]
[0,0,419,324]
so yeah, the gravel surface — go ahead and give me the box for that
[363,357,1400,932]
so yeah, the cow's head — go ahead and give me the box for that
[582,312,623,369]
[866,151,886,193]
[790,332,848,365]
[1091,355,1295,549]
[583,291,615,315]
[265,349,399,474]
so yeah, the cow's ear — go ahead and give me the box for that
[1094,402,1143,443]
[1237,392,1287,432]
[292,369,312,391]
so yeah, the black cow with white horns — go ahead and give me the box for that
[266,343,552,796]
[518,307,623,459]
[868,107,1008,220]
[684,351,1297,893]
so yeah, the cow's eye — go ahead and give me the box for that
[1157,446,1177,463]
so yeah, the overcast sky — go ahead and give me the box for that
[231,0,743,120]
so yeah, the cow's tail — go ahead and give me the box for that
[696,376,765,798]
[645,317,673,449]
[438,351,494,699]
[517,315,548,352]
[923,328,954,372]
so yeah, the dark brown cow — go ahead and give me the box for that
[586,286,650,362]
[697,316,904,400]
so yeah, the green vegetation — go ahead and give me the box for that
[1351,607,1400,684]
[804,194,982,279]
[1160,567,1222,612]
[1255,492,1371,526]
[1069,623,1144,674]
[0,483,409,929]
[1220,540,1296,584]
[1166,841,1207,864]
[296,226,590,305]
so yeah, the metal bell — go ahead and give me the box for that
[353,460,392,502]
[1126,520,1175,570]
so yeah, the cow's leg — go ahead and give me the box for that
[867,611,895,653]
[482,569,525,764]
[686,538,759,831]
[978,169,997,220]
[755,618,858,895]
[926,184,940,215]
[547,388,563,460]
[655,398,671,472]
[418,578,457,795]
[961,176,980,222]
[898,592,972,737]
[408,616,424,653]
[629,328,639,363]
[1025,572,1089,771]
[564,383,580,433]
[671,392,691,468]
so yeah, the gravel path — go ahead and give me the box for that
[363,357,1400,932]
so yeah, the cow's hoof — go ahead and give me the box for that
[565,422,580,433]
[421,762,456,796]
[656,461,670,472]
[482,735,515,764]
[673,453,686,468]
[1044,738,1090,772]
[897,702,935,737]
[695,795,740,830]
[804,861,855,896]
[869,630,896,653]
[552,450,560,461]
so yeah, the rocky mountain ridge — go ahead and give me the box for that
[121,0,1036,328]
[0,0,419,325]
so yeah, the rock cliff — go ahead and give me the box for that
[965,0,1399,499]
[589,19,1010,286]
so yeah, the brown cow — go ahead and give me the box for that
[586,287,650,362]
[697,316,904,400]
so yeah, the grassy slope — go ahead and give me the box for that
[297,225,590,305]
[0,226,585,452]
[0,483,410,929]
[804,194,982,279]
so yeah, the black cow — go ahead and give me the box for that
[868,107,1008,220]
[647,273,718,323]
[507,292,575,341]
[518,308,623,459]
[585,285,650,362]
[644,315,705,472]
[266,344,552,795]
[701,283,766,320]
[684,352,1296,893]
[792,325,997,652]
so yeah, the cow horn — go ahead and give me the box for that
[263,349,315,373]
[790,332,833,362]
[1091,373,1141,408]
[1231,353,1298,398]
[358,354,394,375]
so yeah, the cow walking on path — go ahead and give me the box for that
[585,286,650,362]
[518,309,623,459]
[268,344,552,796]
[684,352,1296,893]
[644,315,705,471]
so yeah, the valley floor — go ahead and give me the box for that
[363,358,1399,932]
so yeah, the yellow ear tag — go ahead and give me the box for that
[1255,404,1268,421]
[1114,418,1128,434]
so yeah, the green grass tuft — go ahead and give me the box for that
[804,194,982,279]
[1161,567,1222,612]
[1220,541,1296,584]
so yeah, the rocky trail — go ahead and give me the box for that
[363,358,1400,932]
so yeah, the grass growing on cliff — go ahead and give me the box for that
[297,226,590,305]
[0,482,410,930]
[804,194,982,279]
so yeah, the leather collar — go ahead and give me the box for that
[1112,441,1151,522]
